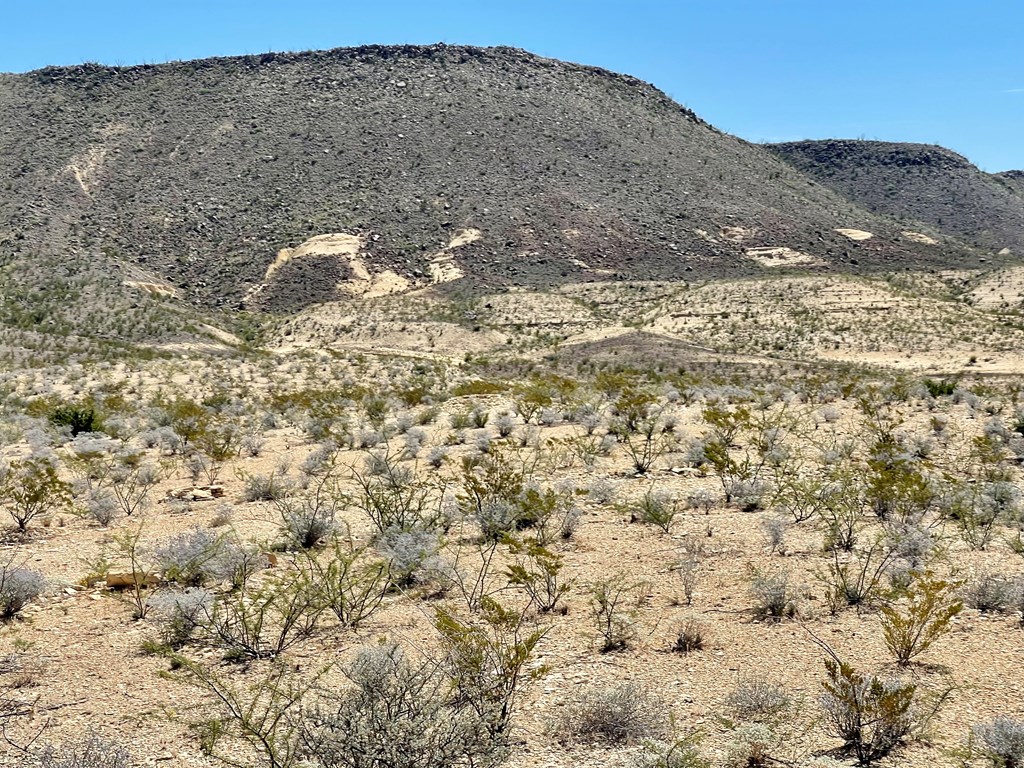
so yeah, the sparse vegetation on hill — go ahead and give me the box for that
[2,40,1024,768]
[0,44,992,323]
[767,139,1024,256]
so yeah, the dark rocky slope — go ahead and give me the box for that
[768,140,1024,255]
[0,46,984,313]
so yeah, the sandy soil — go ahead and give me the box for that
[3,270,1024,767]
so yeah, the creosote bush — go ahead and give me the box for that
[631,487,681,533]
[0,455,73,532]
[590,573,649,652]
[879,570,962,665]
[819,651,917,764]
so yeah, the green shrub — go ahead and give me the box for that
[590,573,648,652]
[50,404,101,436]
[820,654,916,764]
[0,456,73,532]
[879,570,962,665]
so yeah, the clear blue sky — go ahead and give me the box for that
[5,0,1022,171]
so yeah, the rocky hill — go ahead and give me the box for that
[767,140,1024,256]
[996,169,1024,198]
[0,45,981,315]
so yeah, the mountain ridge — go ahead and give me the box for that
[767,139,1024,255]
[0,44,1002,316]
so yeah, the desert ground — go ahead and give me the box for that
[1,269,1024,768]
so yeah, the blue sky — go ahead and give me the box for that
[5,0,1022,171]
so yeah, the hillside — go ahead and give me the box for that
[996,169,1024,198]
[767,140,1024,255]
[0,45,980,315]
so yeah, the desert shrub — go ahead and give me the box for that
[49,404,101,437]
[726,675,791,721]
[940,481,1019,551]
[302,643,509,768]
[299,441,338,477]
[676,553,700,606]
[471,495,520,536]
[152,529,264,588]
[923,378,957,398]
[32,734,135,768]
[106,460,160,517]
[240,467,290,502]
[685,488,716,515]
[434,598,547,743]
[884,521,936,570]
[590,573,648,652]
[300,541,390,628]
[354,453,448,535]
[151,528,221,586]
[426,447,447,469]
[474,432,492,455]
[880,570,962,665]
[199,576,324,661]
[632,487,681,533]
[494,412,516,438]
[172,656,318,768]
[962,572,1020,613]
[557,682,671,745]
[609,389,676,474]
[625,736,711,768]
[457,448,526,538]
[973,716,1024,767]
[761,517,789,555]
[822,537,900,614]
[239,432,266,457]
[538,407,562,427]
[556,504,582,540]
[672,617,706,654]
[723,724,779,768]
[376,527,441,587]
[146,587,214,648]
[209,503,234,528]
[818,478,864,552]
[356,429,384,449]
[587,477,619,504]
[471,407,490,429]
[505,536,571,613]
[450,410,474,430]
[275,492,340,550]
[0,566,45,620]
[724,477,771,512]
[84,487,120,527]
[393,413,415,435]
[819,654,916,764]
[0,455,73,531]
[750,568,797,621]
[403,427,428,457]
